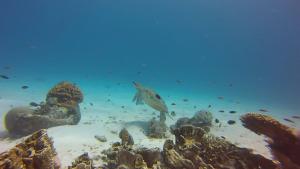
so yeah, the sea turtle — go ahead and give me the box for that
[132,81,172,120]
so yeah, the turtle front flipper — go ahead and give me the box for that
[133,91,144,105]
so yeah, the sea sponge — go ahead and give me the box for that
[46,81,83,107]
[0,129,60,169]
[240,113,300,167]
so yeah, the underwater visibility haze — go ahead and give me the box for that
[0,0,300,168]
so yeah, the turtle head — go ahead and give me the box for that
[132,81,143,90]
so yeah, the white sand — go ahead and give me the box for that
[1,81,299,168]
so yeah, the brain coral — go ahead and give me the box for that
[46,81,83,107]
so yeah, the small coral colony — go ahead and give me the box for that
[0,81,300,169]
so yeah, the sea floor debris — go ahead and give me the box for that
[95,124,278,169]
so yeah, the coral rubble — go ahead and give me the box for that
[99,125,278,169]
[0,129,60,169]
[241,113,300,168]
[4,81,83,136]
[68,153,94,169]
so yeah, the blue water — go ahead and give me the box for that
[0,0,300,111]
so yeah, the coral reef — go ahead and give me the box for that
[241,113,300,168]
[46,81,83,107]
[170,110,213,133]
[0,129,60,169]
[99,125,278,169]
[4,81,83,136]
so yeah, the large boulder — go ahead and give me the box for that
[4,81,83,136]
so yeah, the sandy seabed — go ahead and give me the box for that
[0,82,299,168]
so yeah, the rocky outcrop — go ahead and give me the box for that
[241,113,300,169]
[0,129,60,169]
[4,81,83,136]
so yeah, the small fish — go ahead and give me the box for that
[227,120,236,125]
[183,99,189,102]
[229,111,237,114]
[219,110,225,113]
[0,75,9,79]
[218,96,224,100]
[90,102,94,106]
[259,109,268,112]
[215,119,220,123]
[284,118,295,123]
[170,111,176,117]
[176,80,182,84]
[29,102,39,107]
[21,85,29,89]
[292,116,300,119]
[208,105,212,108]
[171,103,176,106]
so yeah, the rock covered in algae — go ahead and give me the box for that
[0,129,60,169]
[147,117,167,138]
[241,113,300,168]
[100,125,278,169]
[46,81,83,107]
[4,81,83,136]
[171,110,213,133]
[68,153,94,169]
[119,128,134,147]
